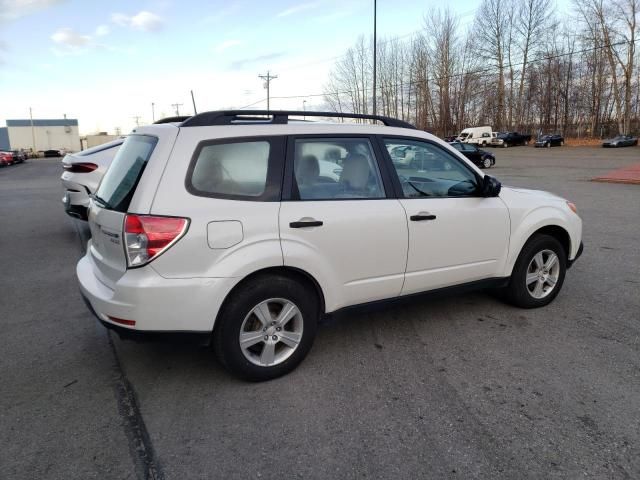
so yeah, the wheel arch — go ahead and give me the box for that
[506,216,573,276]
[213,266,327,332]
[532,225,571,259]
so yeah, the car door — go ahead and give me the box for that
[279,136,408,312]
[379,137,511,295]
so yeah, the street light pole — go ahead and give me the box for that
[29,107,36,154]
[151,102,155,122]
[303,100,307,120]
[372,0,377,117]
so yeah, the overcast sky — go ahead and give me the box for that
[0,0,567,135]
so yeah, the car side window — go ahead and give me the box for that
[188,139,278,200]
[383,138,480,198]
[293,138,385,200]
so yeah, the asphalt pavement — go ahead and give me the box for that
[1,147,639,479]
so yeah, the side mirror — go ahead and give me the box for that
[481,175,501,197]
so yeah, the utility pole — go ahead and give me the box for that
[190,90,198,114]
[303,100,307,120]
[258,71,278,111]
[151,103,155,122]
[372,0,377,117]
[171,103,183,116]
[132,116,141,127]
[29,107,36,154]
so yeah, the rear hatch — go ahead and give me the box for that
[87,134,162,289]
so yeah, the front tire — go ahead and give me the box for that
[546,142,551,148]
[213,274,319,381]
[483,157,492,169]
[502,234,566,308]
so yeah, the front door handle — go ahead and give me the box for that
[410,214,436,221]
[290,220,323,228]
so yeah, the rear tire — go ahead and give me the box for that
[483,157,492,169]
[502,234,566,309]
[213,274,319,381]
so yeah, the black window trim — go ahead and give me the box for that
[376,135,485,200]
[95,134,158,213]
[282,134,397,202]
[185,135,286,202]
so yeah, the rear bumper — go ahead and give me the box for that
[77,253,237,333]
[80,292,211,345]
[63,198,88,220]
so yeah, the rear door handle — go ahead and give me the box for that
[410,214,436,221]
[290,220,323,228]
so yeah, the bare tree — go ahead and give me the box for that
[473,0,513,130]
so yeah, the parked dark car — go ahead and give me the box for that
[491,131,532,148]
[43,149,63,158]
[535,134,564,148]
[602,135,638,148]
[449,141,495,168]
[10,150,27,163]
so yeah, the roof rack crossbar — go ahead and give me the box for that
[179,110,415,129]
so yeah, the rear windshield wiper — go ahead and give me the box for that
[90,193,113,210]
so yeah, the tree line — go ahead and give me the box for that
[323,0,639,138]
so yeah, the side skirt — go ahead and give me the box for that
[324,277,510,320]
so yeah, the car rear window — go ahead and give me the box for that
[95,135,157,212]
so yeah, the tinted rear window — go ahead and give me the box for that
[95,135,157,212]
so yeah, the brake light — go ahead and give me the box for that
[63,162,98,173]
[124,214,189,267]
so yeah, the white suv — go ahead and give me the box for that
[77,111,583,381]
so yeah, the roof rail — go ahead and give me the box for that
[179,110,415,129]
[154,116,191,124]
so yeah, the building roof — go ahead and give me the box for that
[6,119,79,127]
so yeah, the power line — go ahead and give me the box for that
[238,97,268,109]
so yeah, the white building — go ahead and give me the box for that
[81,133,121,150]
[0,118,81,153]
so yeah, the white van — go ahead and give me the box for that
[456,126,493,146]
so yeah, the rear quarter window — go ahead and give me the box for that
[186,137,283,201]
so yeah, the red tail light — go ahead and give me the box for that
[124,214,189,267]
[63,162,98,173]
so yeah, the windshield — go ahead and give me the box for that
[458,133,469,139]
[95,135,157,212]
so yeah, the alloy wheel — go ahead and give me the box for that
[525,249,560,299]
[239,298,304,367]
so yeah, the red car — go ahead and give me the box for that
[0,151,14,166]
